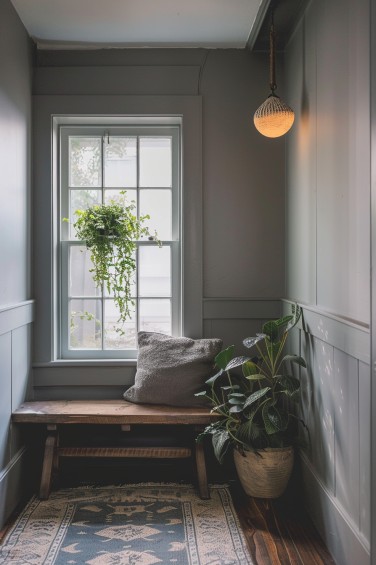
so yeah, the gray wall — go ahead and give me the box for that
[32,48,285,398]
[371,0,376,561]
[0,0,34,528]
[285,0,371,563]
[2,1,373,558]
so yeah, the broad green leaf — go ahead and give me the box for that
[221,385,240,391]
[277,375,301,396]
[228,398,244,405]
[228,392,246,398]
[229,405,243,413]
[266,405,289,431]
[205,369,224,386]
[285,304,302,332]
[242,360,259,377]
[240,405,258,426]
[215,346,235,370]
[262,402,279,435]
[236,418,261,446]
[194,390,207,397]
[282,354,307,368]
[225,356,251,371]
[246,373,267,381]
[243,397,269,419]
[275,315,293,328]
[195,421,224,443]
[195,431,206,443]
[243,333,267,349]
[262,320,279,342]
[212,430,231,464]
[242,387,271,410]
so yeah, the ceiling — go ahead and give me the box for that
[10,0,270,50]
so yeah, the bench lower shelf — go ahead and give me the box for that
[57,447,192,458]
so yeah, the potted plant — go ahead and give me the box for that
[66,192,159,333]
[196,304,306,498]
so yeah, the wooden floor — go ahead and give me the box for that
[1,482,335,565]
[230,483,335,564]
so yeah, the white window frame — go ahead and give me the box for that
[58,123,181,359]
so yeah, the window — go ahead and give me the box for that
[59,125,181,359]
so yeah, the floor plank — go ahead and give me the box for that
[230,483,336,565]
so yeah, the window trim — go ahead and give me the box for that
[58,123,181,360]
[32,96,202,375]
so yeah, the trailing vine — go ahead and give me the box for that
[67,192,160,333]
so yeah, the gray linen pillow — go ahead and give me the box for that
[123,332,223,407]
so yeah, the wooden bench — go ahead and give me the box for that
[12,400,218,501]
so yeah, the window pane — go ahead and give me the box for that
[104,137,137,188]
[140,190,172,240]
[69,299,102,349]
[104,300,136,350]
[139,299,171,334]
[69,246,100,297]
[139,138,172,187]
[69,190,101,239]
[139,246,171,297]
[69,137,101,187]
[104,189,137,212]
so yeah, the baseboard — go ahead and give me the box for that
[300,453,370,565]
[0,448,32,529]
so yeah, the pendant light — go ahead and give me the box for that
[254,10,294,138]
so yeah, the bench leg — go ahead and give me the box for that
[195,441,210,499]
[40,432,57,499]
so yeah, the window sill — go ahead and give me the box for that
[33,359,137,368]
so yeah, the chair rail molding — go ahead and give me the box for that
[0,300,35,336]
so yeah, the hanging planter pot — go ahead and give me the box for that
[233,446,294,499]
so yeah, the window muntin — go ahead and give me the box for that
[59,125,180,359]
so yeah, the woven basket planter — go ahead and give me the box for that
[233,446,294,499]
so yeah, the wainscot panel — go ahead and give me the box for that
[33,365,136,388]
[11,324,33,412]
[33,361,135,399]
[304,333,335,492]
[34,386,127,401]
[301,453,370,565]
[203,299,282,353]
[0,333,11,470]
[203,299,281,320]
[359,360,371,541]
[282,300,370,564]
[0,448,33,528]
[333,349,360,519]
[0,300,34,529]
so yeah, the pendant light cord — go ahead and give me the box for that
[269,9,277,94]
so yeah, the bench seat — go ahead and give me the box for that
[12,400,218,500]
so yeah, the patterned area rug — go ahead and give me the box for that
[0,484,254,565]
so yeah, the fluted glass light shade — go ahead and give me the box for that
[254,12,294,138]
[254,94,294,138]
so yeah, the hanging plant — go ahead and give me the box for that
[66,192,159,333]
